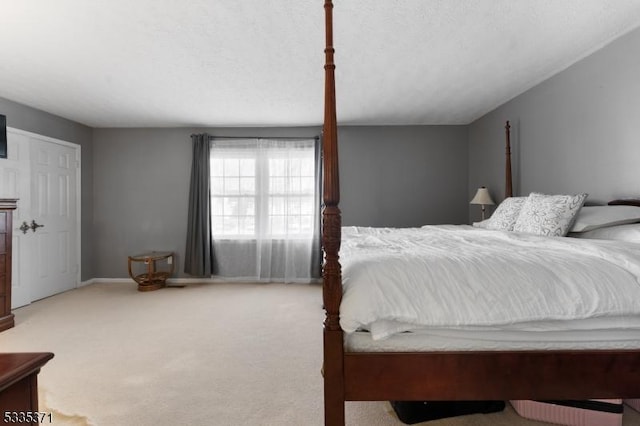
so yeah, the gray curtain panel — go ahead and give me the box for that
[184,133,214,276]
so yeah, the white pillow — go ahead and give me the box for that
[570,206,640,232]
[513,192,587,237]
[483,197,527,231]
[570,223,640,243]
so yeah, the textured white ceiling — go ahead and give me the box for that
[1,1,640,128]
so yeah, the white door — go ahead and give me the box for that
[0,128,80,307]
[0,131,32,307]
[29,137,79,301]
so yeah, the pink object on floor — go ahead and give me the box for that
[625,399,640,412]
[510,399,623,426]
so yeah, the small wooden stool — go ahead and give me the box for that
[127,251,174,291]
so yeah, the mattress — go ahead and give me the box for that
[344,316,640,352]
[340,225,640,340]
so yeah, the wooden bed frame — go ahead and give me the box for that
[320,1,640,425]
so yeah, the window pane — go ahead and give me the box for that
[223,216,239,235]
[224,159,240,177]
[211,159,225,176]
[300,198,313,215]
[300,158,314,176]
[270,159,286,176]
[300,215,313,234]
[223,197,239,215]
[212,216,224,235]
[212,197,224,215]
[287,216,301,234]
[271,216,285,235]
[240,177,254,194]
[288,160,301,176]
[287,197,301,215]
[239,216,255,235]
[300,177,314,194]
[238,197,255,216]
[270,177,285,194]
[225,177,240,195]
[211,177,224,195]
[270,197,285,215]
[289,176,301,194]
[240,159,255,176]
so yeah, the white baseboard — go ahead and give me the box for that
[79,278,132,287]
[83,277,218,285]
[79,277,320,286]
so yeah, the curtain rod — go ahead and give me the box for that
[190,134,320,141]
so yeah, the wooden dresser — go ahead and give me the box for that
[0,352,54,413]
[0,198,17,333]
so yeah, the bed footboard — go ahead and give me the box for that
[343,351,640,401]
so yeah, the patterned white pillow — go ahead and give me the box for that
[513,192,588,237]
[484,197,527,231]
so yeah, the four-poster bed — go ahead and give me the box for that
[320,1,640,425]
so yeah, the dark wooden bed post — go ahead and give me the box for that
[505,120,513,198]
[322,1,345,425]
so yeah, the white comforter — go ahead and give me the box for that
[339,225,640,340]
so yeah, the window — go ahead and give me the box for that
[210,138,317,239]
[211,155,256,237]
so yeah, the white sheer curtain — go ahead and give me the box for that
[209,138,319,283]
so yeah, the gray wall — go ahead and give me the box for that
[469,25,640,222]
[93,125,468,278]
[92,127,319,278]
[339,126,468,227]
[0,97,94,280]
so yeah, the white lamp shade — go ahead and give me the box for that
[470,187,495,205]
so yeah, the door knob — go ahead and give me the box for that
[30,220,45,232]
[19,221,30,234]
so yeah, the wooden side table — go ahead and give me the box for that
[127,251,174,292]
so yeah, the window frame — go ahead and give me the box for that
[210,139,317,240]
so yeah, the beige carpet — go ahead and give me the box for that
[1,282,639,426]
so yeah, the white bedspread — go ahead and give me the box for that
[339,225,640,340]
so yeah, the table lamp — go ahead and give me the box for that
[470,186,495,220]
